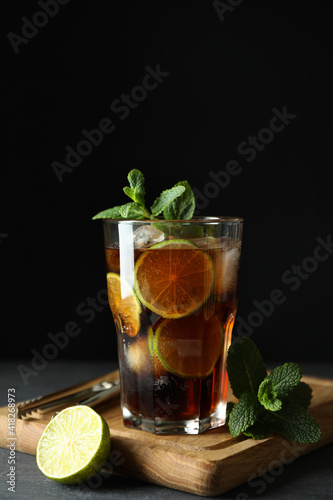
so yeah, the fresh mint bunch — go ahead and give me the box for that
[92,169,195,220]
[226,338,321,444]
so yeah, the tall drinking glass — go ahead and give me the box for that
[103,217,243,434]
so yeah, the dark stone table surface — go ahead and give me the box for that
[1,360,332,500]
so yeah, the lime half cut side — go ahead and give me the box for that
[36,406,111,484]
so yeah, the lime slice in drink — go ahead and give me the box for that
[148,239,200,250]
[154,310,223,378]
[147,325,166,377]
[36,406,111,484]
[134,239,215,319]
[107,272,141,337]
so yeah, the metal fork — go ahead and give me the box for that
[17,377,120,420]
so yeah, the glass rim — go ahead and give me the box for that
[102,216,243,224]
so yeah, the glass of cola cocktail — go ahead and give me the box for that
[103,217,243,434]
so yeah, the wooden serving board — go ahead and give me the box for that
[1,371,333,497]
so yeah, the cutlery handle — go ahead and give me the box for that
[17,373,120,420]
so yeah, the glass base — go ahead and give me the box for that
[122,405,226,435]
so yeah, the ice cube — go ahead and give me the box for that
[191,236,232,250]
[126,339,151,374]
[220,247,241,291]
[133,225,165,248]
[190,236,216,249]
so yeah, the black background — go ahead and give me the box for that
[1,0,332,368]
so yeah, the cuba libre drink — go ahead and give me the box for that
[103,218,243,434]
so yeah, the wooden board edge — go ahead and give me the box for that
[109,400,333,497]
[0,375,333,497]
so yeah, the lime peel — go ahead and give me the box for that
[149,238,199,249]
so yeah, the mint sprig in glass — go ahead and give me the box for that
[92,169,195,221]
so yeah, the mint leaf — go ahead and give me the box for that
[123,186,136,201]
[92,206,122,220]
[258,378,282,411]
[287,381,313,410]
[126,169,145,205]
[163,181,195,220]
[243,418,271,440]
[268,400,321,444]
[226,339,321,444]
[268,362,302,398]
[119,202,149,219]
[150,186,186,217]
[226,338,267,399]
[228,392,263,437]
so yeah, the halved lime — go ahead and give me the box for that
[107,272,141,337]
[36,405,111,484]
[134,239,215,319]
